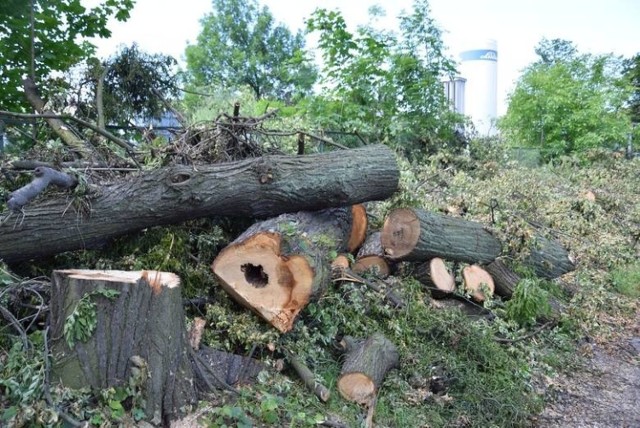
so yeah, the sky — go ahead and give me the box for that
[86,0,640,116]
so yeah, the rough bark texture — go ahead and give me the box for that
[525,236,575,279]
[193,346,265,389]
[49,270,197,425]
[0,145,399,264]
[484,259,520,298]
[462,265,495,302]
[381,208,502,264]
[337,333,399,405]
[212,207,356,332]
[353,231,390,278]
[414,258,456,299]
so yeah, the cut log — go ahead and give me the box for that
[484,259,520,299]
[353,231,390,278]
[212,207,357,332]
[381,208,502,264]
[414,258,456,299]
[337,333,399,405]
[348,204,368,253]
[525,236,575,279]
[461,265,495,302]
[49,270,197,424]
[0,144,399,264]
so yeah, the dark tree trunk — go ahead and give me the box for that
[381,208,502,264]
[0,145,399,264]
[337,333,399,405]
[353,231,390,278]
[525,236,575,279]
[484,259,520,298]
[212,207,358,332]
[49,270,197,425]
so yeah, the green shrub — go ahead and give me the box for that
[611,263,640,298]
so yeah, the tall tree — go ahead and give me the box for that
[0,0,135,112]
[622,53,640,125]
[500,39,632,157]
[185,0,316,101]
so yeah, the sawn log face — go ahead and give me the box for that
[0,145,399,264]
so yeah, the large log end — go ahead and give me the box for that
[212,233,313,333]
[462,265,495,302]
[337,373,377,405]
[380,208,420,260]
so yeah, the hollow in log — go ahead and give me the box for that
[381,208,501,264]
[414,258,456,299]
[49,270,197,425]
[212,207,356,332]
[337,333,399,405]
[462,265,495,302]
[353,231,390,278]
[0,144,399,264]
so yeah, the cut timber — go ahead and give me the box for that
[462,265,495,302]
[212,207,356,332]
[525,236,575,279]
[49,270,197,424]
[337,333,399,405]
[484,259,520,299]
[0,144,399,264]
[353,231,390,278]
[414,258,456,299]
[381,208,501,264]
[348,204,368,253]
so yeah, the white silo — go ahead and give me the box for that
[459,39,498,136]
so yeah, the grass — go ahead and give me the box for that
[611,262,640,298]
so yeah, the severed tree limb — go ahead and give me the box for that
[7,166,77,210]
[284,349,331,402]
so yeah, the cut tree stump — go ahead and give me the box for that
[0,144,398,264]
[462,265,495,302]
[353,231,390,278]
[381,208,502,264]
[212,207,357,332]
[337,333,399,405]
[49,270,197,425]
[414,258,456,299]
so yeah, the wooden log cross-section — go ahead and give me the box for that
[413,257,456,299]
[337,333,399,405]
[462,265,495,302]
[353,231,391,278]
[212,206,367,332]
[0,144,398,264]
[49,270,197,425]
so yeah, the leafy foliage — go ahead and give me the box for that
[185,0,316,101]
[305,1,463,155]
[64,288,120,348]
[506,278,552,327]
[500,38,632,158]
[622,53,640,124]
[0,0,134,112]
[610,262,640,298]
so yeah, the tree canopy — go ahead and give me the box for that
[184,0,316,101]
[500,38,632,157]
[0,0,135,112]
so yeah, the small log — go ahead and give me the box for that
[337,333,399,405]
[331,254,351,275]
[286,350,331,402]
[525,236,575,279]
[353,231,390,278]
[348,204,368,253]
[484,259,520,298]
[49,270,197,424]
[414,258,455,299]
[461,265,495,302]
[7,166,77,210]
[381,208,502,264]
[188,317,207,350]
[212,207,356,332]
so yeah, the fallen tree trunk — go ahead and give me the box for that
[414,258,456,299]
[381,208,502,264]
[49,270,197,425]
[212,207,358,332]
[0,145,399,264]
[337,333,399,405]
[353,231,390,278]
[483,259,521,299]
[525,236,575,279]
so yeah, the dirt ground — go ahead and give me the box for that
[535,315,640,428]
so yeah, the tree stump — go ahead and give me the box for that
[212,207,357,332]
[381,208,502,264]
[337,333,399,405]
[461,265,495,302]
[49,270,197,425]
[353,231,391,278]
[414,258,456,299]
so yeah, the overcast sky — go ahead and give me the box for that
[86,0,640,115]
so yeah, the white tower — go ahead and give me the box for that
[459,39,498,136]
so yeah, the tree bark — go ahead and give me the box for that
[413,258,456,299]
[462,265,495,302]
[337,333,399,405]
[212,207,358,332]
[0,145,399,264]
[525,235,575,279]
[353,231,390,278]
[484,258,520,299]
[49,270,197,425]
[381,208,502,264]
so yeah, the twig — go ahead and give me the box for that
[283,348,331,402]
[494,321,555,344]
